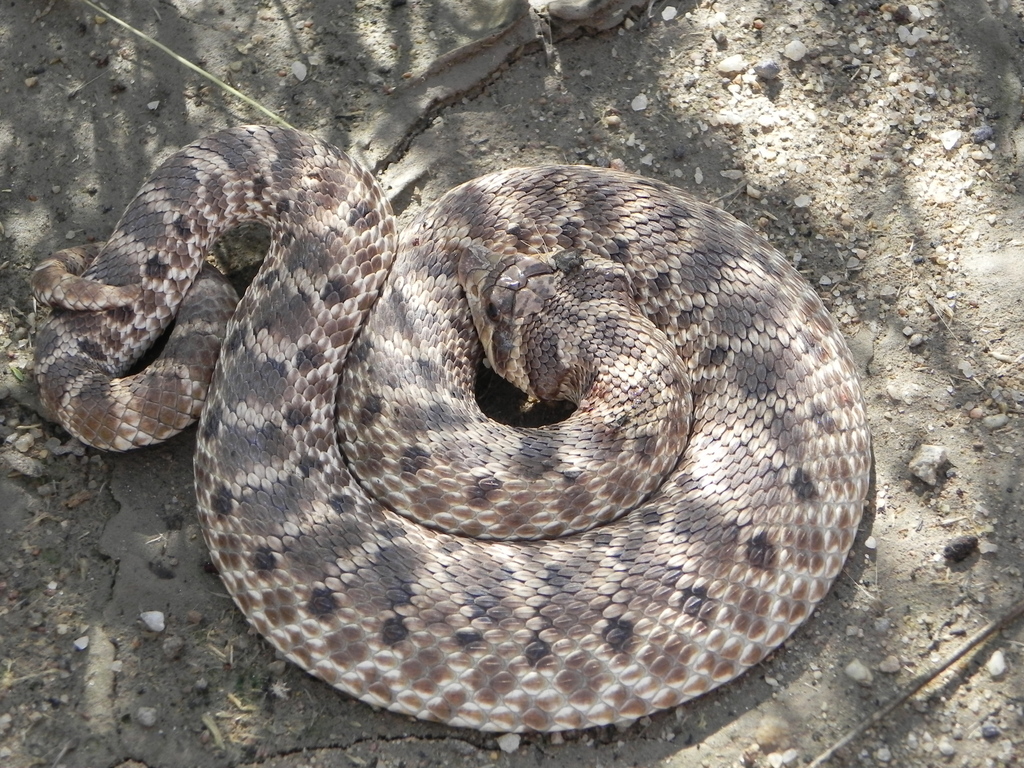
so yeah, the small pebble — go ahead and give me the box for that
[135,707,158,728]
[162,635,186,660]
[844,658,873,685]
[908,333,925,348]
[140,610,166,633]
[754,59,781,79]
[981,724,1001,740]
[972,125,994,143]
[496,733,521,753]
[937,736,956,756]
[874,745,892,762]
[942,535,978,562]
[878,655,902,674]
[660,5,677,21]
[783,40,808,61]
[908,444,948,485]
[717,54,748,75]
[1,451,45,477]
[939,130,962,151]
[766,749,800,767]
[986,649,1006,679]
[898,25,928,45]
[982,413,1009,430]
[73,635,90,651]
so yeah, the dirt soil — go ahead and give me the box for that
[1,1,1023,767]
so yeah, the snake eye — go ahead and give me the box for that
[485,299,501,322]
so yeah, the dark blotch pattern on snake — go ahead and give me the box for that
[33,126,870,732]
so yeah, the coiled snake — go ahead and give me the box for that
[33,126,870,732]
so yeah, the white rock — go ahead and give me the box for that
[844,658,873,685]
[717,54,748,75]
[987,649,1007,678]
[940,130,962,151]
[783,40,808,61]
[767,748,800,767]
[793,194,812,208]
[292,60,307,81]
[878,655,902,674]
[631,93,649,111]
[937,736,956,756]
[661,5,677,21]
[140,610,166,633]
[73,635,90,651]
[875,745,892,762]
[136,706,158,728]
[908,444,948,485]
[897,25,927,46]
[982,413,1009,430]
[496,733,521,753]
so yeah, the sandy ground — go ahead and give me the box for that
[0,1,1022,767]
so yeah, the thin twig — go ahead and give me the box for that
[77,0,293,129]
[807,594,1024,768]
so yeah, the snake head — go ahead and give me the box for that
[458,245,556,387]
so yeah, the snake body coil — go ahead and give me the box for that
[34,127,870,732]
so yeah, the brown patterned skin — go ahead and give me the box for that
[33,126,871,732]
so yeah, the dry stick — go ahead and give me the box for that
[807,594,1024,768]
[77,0,294,129]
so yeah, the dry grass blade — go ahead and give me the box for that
[77,0,294,129]
[807,595,1024,767]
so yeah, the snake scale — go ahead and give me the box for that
[33,126,870,732]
